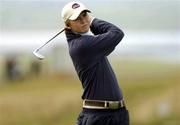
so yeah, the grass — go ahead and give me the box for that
[112,60,180,125]
[0,60,180,125]
[0,75,81,125]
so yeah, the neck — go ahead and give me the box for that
[73,30,93,36]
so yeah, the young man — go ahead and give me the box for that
[61,1,129,125]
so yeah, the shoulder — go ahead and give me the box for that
[69,35,93,51]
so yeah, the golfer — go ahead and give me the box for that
[61,1,129,125]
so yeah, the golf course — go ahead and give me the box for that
[0,60,179,125]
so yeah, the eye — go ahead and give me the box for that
[82,12,87,17]
[75,11,88,22]
[75,16,81,21]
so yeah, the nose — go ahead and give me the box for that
[79,16,86,24]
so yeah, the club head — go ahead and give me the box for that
[33,49,45,60]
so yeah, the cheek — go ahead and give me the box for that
[75,24,82,31]
[87,17,91,24]
[71,25,82,32]
[69,20,90,33]
[69,23,78,30]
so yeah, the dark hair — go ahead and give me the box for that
[65,19,70,27]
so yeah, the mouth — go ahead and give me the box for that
[82,25,90,31]
[82,24,89,28]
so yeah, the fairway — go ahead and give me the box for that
[0,61,179,125]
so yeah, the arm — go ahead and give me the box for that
[82,18,124,57]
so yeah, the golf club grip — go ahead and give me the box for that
[38,29,65,50]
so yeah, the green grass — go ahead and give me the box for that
[0,60,180,125]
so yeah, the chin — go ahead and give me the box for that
[81,28,90,33]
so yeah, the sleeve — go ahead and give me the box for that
[82,18,124,57]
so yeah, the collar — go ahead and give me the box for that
[72,29,93,36]
[80,30,94,36]
[65,29,93,42]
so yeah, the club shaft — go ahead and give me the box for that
[37,29,65,51]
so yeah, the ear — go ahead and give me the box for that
[65,22,71,30]
[65,26,71,30]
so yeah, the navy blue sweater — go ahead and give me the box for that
[65,18,124,101]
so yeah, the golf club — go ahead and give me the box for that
[33,28,65,60]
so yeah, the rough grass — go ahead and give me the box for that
[0,60,179,125]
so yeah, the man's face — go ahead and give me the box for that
[68,11,91,33]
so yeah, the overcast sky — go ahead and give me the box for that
[0,0,179,55]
